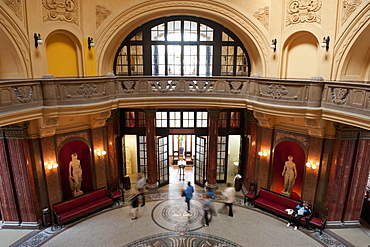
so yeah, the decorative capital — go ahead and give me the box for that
[0,123,29,139]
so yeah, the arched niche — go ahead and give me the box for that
[271,140,306,200]
[58,140,93,200]
[46,33,79,77]
[282,32,318,79]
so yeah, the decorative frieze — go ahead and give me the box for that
[275,130,308,147]
[42,0,79,25]
[229,81,243,94]
[0,123,29,139]
[189,80,214,93]
[342,0,362,25]
[286,0,322,26]
[3,0,22,20]
[96,5,111,28]
[14,86,33,103]
[121,80,136,93]
[254,6,269,30]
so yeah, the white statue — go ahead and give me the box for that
[69,153,83,197]
[281,155,297,196]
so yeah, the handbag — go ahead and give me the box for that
[181,190,186,197]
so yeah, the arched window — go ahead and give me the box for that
[114,16,250,77]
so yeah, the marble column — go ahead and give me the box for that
[0,124,42,228]
[342,130,370,226]
[0,136,21,227]
[205,109,220,191]
[144,109,158,191]
[325,125,358,227]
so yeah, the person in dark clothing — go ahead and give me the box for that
[287,201,311,230]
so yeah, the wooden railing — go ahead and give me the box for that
[1,75,369,130]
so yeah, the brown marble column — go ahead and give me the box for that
[0,135,21,227]
[1,124,42,228]
[205,109,220,190]
[325,126,357,227]
[144,108,158,190]
[342,130,370,226]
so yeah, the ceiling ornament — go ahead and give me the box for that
[286,0,322,26]
[42,0,79,25]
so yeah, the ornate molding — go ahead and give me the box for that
[0,123,29,139]
[151,80,176,93]
[14,86,33,103]
[275,130,308,147]
[253,112,275,128]
[229,81,243,94]
[39,117,59,138]
[190,80,214,93]
[89,111,111,129]
[267,84,288,99]
[286,0,322,26]
[96,5,111,28]
[331,87,349,105]
[254,6,269,30]
[121,80,136,93]
[3,0,22,20]
[77,83,98,98]
[342,0,362,25]
[42,0,79,25]
[335,124,361,139]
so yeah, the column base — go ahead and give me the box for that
[1,221,21,229]
[342,220,361,227]
[20,219,43,229]
[326,220,343,228]
[146,182,159,191]
[1,219,43,229]
[205,182,218,191]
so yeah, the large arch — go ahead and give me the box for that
[96,0,269,77]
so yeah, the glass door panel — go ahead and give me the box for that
[194,136,207,187]
[157,136,169,186]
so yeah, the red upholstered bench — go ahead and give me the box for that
[254,188,308,226]
[53,187,113,225]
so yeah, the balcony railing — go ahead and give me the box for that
[1,75,370,130]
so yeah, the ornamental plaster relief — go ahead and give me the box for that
[96,5,111,28]
[286,0,322,26]
[253,6,269,30]
[342,0,362,25]
[42,0,79,25]
[3,0,22,20]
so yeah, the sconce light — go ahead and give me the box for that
[34,33,43,48]
[306,161,319,170]
[321,36,330,51]
[45,162,58,170]
[88,37,95,50]
[258,150,269,157]
[95,149,106,157]
[270,39,277,52]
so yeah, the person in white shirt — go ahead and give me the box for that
[219,187,236,217]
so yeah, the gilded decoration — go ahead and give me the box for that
[286,0,322,26]
[42,0,79,25]
[96,5,111,28]
[254,6,269,29]
[229,81,243,94]
[14,86,33,103]
[77,83,98,98]
[3,0,22,20]
[331,88,349,105]
[267,84,288,99]
[342,0,362,25]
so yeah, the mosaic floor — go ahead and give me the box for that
[12,191,352,247]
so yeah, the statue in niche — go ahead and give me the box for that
[69,153,83,197]
[281,155,297,197]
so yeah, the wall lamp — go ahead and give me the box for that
[88,37,95,50]
[321,36,330,51]
[45,161,58,170]
[270,39,277,52]
[34,33,43,48]
[258,150,270,157]
[94,149,106,157]
[306,161,319,170]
